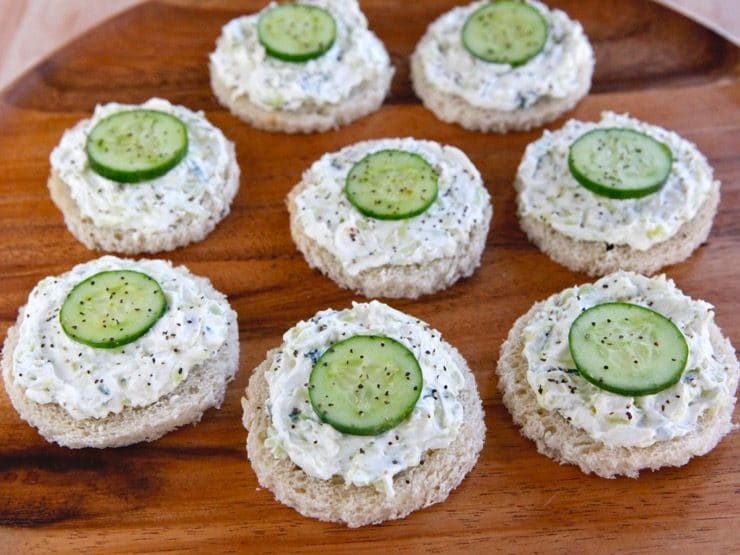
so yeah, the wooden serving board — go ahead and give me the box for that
[0,1,737,552]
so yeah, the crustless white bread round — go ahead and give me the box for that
[1,266,239,449]
[288,181,492,300]
[410,49,592,134]
[210,62,393,135]
[48,147,240,255]
[496,281,738,479]
[243,342,485,527]
[516,176,719,277]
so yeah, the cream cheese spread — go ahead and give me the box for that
[209,0,393,112]
[517,112,716,250]
[264,301,466,496]
[414,0,593,111]
[50,98,235,237]
[12,256,234,420]
[523,271,731,448]
[292,138,491,277]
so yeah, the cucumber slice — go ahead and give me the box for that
[60,270,167,349]
[308,335,423,436]
[568,302,688,396]
[257,3,336,63]
[344,150,439,220]
[462,0,548,66]
[86,109,188,183]
[568,128,673,199]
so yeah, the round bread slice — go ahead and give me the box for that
[515,173,720,277]
[210,63,393,134]
[1,274,239,449]
[496,289,739,479]
[243,343,485,528]
[410,47,593,133]
[288,179,492,299]
[48,141,240,255]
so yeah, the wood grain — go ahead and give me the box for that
[0,1,738,552]
[0,0,142,92]
[0,1,737,92]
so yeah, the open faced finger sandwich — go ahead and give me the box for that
[1,256,239,448]
[411,0,594,132]
[209,0,394,133]
[288,137,492,299]
[49,98,240,254]
[242,300,485,527]
[516,111,720,275]
[497,271,738,478]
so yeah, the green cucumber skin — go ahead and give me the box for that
[344,150,439,221]
[59,270,168,349]
[308,335,423,436]
[568,302,688,397]
[260,37,336,64]
[85,110,188,184]
[257,4,336,63]
[462,0,549,67]
[568,128,674,200]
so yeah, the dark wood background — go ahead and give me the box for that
[0,1,737,552]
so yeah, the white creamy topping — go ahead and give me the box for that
[265,301,465,496]
[517,112,716,250]
[12,256,234,420]
[209,0,393,112]
[523,271,731,448]
[414,0,592,111]
[292,138,491,276]
[50,98,234,236]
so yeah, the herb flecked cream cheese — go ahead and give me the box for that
[264,301,466,496]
